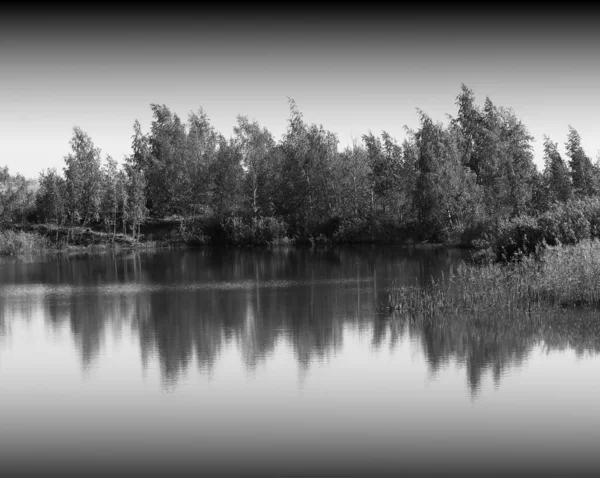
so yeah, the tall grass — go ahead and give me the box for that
[533,239,600,306]
[386,239,600,315]
[0,230,52,255]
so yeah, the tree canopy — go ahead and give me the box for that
[3,85,597,246]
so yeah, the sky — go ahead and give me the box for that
[1,6,599,178]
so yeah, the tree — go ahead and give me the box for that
[209,135,244,218]
[496,105,536,216]
[186,108,219,215]
[63,127,103,227]
[363,132,404,218]
[414,112,444,234]
[125,166,147,240]
[279,99,339,237]
[566,126,596,197]
[543,136,572,203]
[412,111,482,240]
[452,87,536,217]
[36,168,66,227]
[234,115,276,224]
[0,167,34,226]
[453,83,482,171]
[116,170,129,236]
[100,156,119,235]
[334,140,371,223]
[400,136,420,222]
[453,88,502,215]
[130,119,151,173]
[146,104,188,216]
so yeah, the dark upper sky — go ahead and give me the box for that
[1,6,599,177]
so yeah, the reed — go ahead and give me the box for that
[385,239,600,316]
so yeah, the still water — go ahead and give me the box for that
[1,246,600,477]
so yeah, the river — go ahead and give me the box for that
[1,246,599,477]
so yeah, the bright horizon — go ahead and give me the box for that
[2,7,599,179]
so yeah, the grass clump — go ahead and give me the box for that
[386,239,600,315]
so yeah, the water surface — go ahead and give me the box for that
[1,246,600,477]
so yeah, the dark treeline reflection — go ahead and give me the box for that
[2,248,600,395]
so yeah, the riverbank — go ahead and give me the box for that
[0,224,173,256]
[1,218,466,256]
[386,239,600,314]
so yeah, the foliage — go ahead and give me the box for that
[411,111,483,241]
[452,85,537,217]
[201,214,287,245]
[543,135,572,203]
[566,126,597,197]
[0,230,50,255]
[471,197,600,262]
[36,168,66,227]
[2,84,599,252]
[0,167,35,226]
[235,115,277,220]
[277,99,339,239]
[63,127,103,226]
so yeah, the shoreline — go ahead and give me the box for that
[0,230,473,258]
[1,222,474,257]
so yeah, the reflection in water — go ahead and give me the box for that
[0,248,454,387]
[1,246,599,397]
[3,248,600,477]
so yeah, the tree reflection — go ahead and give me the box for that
[2,247,600,395]
[417,315,534,395]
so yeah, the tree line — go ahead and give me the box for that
[2,84,599,246]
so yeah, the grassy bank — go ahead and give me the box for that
[386,239,600,315]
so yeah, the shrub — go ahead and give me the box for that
[201,215,288,245]
[332,217,372,243]
[472,197,600,263]
[0,230,50,255]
